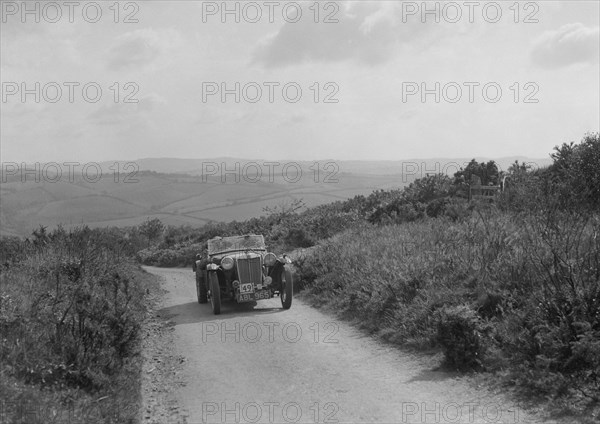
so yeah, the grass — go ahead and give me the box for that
[295,205,600,419]
[1,133,597,422]
[0,360,142,423]
[0,227,161,424]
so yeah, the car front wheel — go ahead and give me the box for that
[280,268,293,310]
[209,272,221,315]
[196,272,207,304]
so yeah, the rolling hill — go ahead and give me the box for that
[0,156,552,237]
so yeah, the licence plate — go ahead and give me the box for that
[255,290,271,300]
[239,283,254,294]
[239,293,254,302]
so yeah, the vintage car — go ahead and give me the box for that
[193,234,293,315]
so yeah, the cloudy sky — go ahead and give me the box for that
[1,0,599,163]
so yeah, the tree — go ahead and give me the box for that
[454,159,500,186]
[453,160,500,198]
[550,132,600,209]
[139,218,165,247]
[31,225,49,248]
[403,174,454,204]
[507,160,532,176]
[262,198,306,224]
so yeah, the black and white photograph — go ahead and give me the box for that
[1,1,599,423]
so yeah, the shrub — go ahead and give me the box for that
[425,197,448,218]
[284,228,314,249]
[0,227,146,390]
[443,198,471,221]
[550,132,600,210]
[138,243,202,267]
[297,203,600,407]
[435,305,485,370]
[453,159,500,196]
[369,200,425,224]
[0,236,29,268]
[404,174,454,203]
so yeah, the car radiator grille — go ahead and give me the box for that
[236,257,262,284]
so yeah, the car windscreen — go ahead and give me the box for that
[207,235,266,255]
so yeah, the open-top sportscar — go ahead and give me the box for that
[193,234,293,315]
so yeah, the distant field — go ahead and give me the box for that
[163,183,282,214]
[60,213,210,232]
[0,156,552,236]
[0,169,406,236]
[189,191,349,222]
[36,195,146,222]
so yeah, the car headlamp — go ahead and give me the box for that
[264,253,277,267]
[221,256,234,270]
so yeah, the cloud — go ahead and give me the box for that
[107,28,182,70]
[87,103,138,125]
[531,23,600,69]
[252,2,436,68]
[1,101,49,118]
[87,92,165,126]
[137,93,166,112]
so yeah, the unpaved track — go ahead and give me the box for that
[143,266,553,424]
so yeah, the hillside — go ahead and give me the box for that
[107,156,553,176]
[1,135,597,423]
[0,157,552,237]
[0,166,400,236]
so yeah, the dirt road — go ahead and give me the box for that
[141,266,553,424]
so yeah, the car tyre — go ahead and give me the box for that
[280,268,293,310]
[209,272,221,315]
[196,272,208,304]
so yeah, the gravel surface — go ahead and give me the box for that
[141,266,557,424]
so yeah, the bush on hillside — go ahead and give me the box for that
[298,204,600,402]
[0,227,146,391]
[435,304,485,370]
[550,132,600,210]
